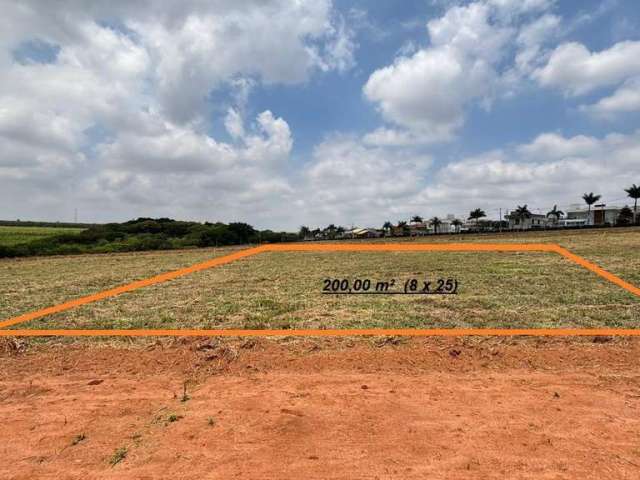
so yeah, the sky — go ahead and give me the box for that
[1,0,640,230]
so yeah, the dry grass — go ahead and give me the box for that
[2,228,638,332]
[0,246,242,320]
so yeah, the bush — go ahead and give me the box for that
[617,206,634,226]
[0,218,296,258]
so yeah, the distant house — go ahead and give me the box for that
[408,222,429,236]
[505,212,550,230]
[344,227,382,238]
[406,215,463,234]
[564,204,622,226]
[439,215,464,233]
[441,214,460,234]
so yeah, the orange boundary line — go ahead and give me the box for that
[1,328,640,337]
[1,242,639,336]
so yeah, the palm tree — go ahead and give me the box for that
[624,184,640,224]
[451,218,463,233]
[514,205,532,230]
[325,224,337,239]
[410,215,423,224]
[582,192,601,226]
[430,216,442,234]
[382,221,393,236]
[397,220,409,236]
[546,205,564,226]
[468,208,486,230]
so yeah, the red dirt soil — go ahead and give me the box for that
[1,337,640,479]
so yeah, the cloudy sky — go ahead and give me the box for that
[2,0,640,230]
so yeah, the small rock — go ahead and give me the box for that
[87,379,103,386]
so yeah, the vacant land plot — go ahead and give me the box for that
[1,229,639,479]
[0,225,85,246]
[0,246,242,322]
[2,228,638,331]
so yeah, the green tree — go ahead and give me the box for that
[298,225,311,239]
[397,220,409,236]
[513,205,532,230]
[582,192,601,226]
[624,184,640,224]
[617,206,634,226]
[410,215,423,223]
[429,216,442,234]
[451,218,463,233]
[382,221,393,235]
[546,205,564,226]
[325,224,337,239]
[468,209,486,229]
[228,223,257,243]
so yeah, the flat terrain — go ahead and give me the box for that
[1,227,638,331]
[1,337,640,479]
[1,228,639,478]
[0,225,85,247]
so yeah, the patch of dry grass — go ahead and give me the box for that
[5,228,639,331]
[0,246,242,320]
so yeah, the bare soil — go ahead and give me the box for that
[1,337,640,479]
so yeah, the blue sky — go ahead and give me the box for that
[1,0,640,229]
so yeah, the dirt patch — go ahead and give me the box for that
[1,337,640,479]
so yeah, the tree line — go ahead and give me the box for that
[299,184,640,238]
[0,218,297,258]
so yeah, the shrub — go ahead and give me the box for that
[0,218,296,257]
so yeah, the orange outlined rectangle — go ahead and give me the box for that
[1,242,639,336]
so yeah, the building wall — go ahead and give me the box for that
[507,216,548,229]
[566,208,621,225]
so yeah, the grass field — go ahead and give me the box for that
[1,227,638,331]
[0,225,84,246]
[2,228,640,479]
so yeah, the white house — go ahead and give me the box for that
[343,227,382,238]
[505,212,550,230]
[565,204,622,226]
[405,221,429,236]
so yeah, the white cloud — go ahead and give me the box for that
[534,41,640,95]
[580,78,640,117]
[224,108,245,140]
[2,0,639,230]
[512,13,560,75]
[132,1,354,123]
[413,130,640,217]
[488,0,555,16]
[77,108,297,226]
[362,128,433,147]
[363,0,558,146]
[295,129,640,227]
[516,132,601,159]
[298,137,432,226]
[0,0,355,227]
[363,3,505,145]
